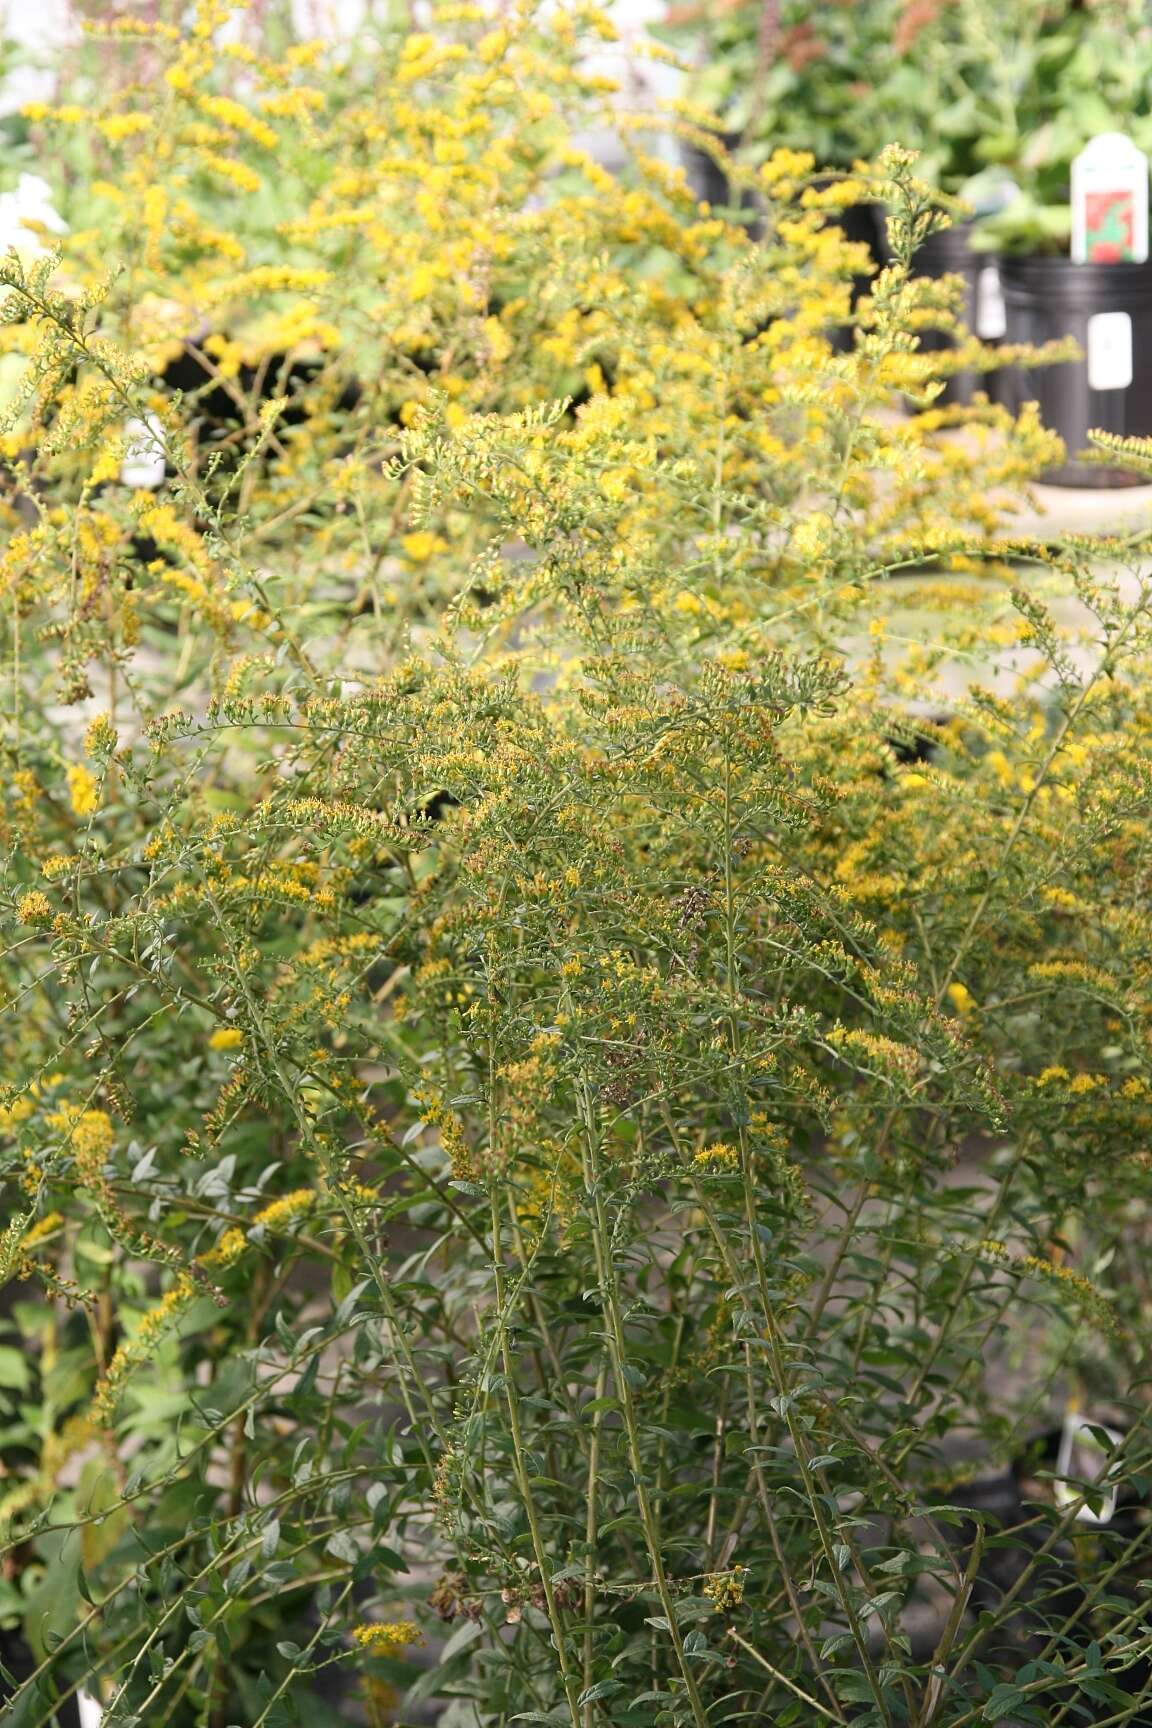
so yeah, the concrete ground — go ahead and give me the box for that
[1015,478,1152,539]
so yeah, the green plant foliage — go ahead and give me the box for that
[662,0,915,170]
[0,6,1151,1728]
[672,0,1152,250]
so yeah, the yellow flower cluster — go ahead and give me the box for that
[694,1142,740,1169]
[976,1240,1118,1335]
[703,1565,747,1611]
[251,1189,317,1232]
[92,1274,199,1421]
[66,764,100,818]
[351,1620,422,1652]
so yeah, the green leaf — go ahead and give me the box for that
[578,1680,623,1705]
[983,1685,1028,1722]
[325,1530,360,1565]
[0,1347,30,1392]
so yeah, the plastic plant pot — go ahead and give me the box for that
[681,139,763,235]
[0,1627,83,1726]
[907,223,1007,407]
[948,1425,1152,1724]
[999,256,1152,487]
[815,190,887,353]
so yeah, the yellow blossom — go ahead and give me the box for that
[760,148,815,187]
[201,1226,247,1268]
[703,1565,746,1611]
[694,1142,739,1169]
[47,1107,115,1159]
[92,1274,198,1421]
[351,1621,421,1652]
[252,1189,317,1232]
[98,112,153,143]
[196,93,278,150]
[67,764,100,818]
[84,714,117,758]
[401,531,448,563]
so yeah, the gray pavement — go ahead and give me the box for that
[1014,478,1152,539]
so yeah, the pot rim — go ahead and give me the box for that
[1000,254,1152,300]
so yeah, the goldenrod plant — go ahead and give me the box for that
[1,5,1151,1727]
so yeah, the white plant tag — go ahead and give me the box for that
[975,265,1006,340]
[1087,310,1133,390]
[0,173,68,259]
[121,413,165,489]
[1053,1414,1123,1525]
[77,1689,104,1728]
[1071,132,1149,263]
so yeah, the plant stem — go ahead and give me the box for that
[727,1628,841,1722]
[583,1360,607,1727]
[578,1084,710,1728]
[489,1191,583,1728]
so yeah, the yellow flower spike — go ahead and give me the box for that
[200,1226,247,1269]
[694,1142,739,1169]
[91,1273,199,1423]
[84,714,117,759]
[208,1027,244,1051]
[703,1565,747,1611]
[98,113,153,143]
[351,1621,422,1653]
[251,1189,317,1233]
[401,531,448,563]
[760,148,815,186]
[196,95,278,151]
[16,891,52,926]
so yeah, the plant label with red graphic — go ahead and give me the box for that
[1072,133,1149,263]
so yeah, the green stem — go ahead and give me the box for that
[489,1189,583,1728]
[578,1083,710,1728]
[583,1360,608,1727]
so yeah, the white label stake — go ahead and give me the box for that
[77,1690,105,1728]
[121,413,166,490]
[1053,1414,1123,1525]
[1087,310,1133,391]
[975,265,1006,340]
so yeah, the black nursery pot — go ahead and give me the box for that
[831,198,888,351]
[681,139,763,235]
[999,256,1152,487]
[950,1428,1152,1724]
[908,224,1005,407]
[0,1627,82,1727]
